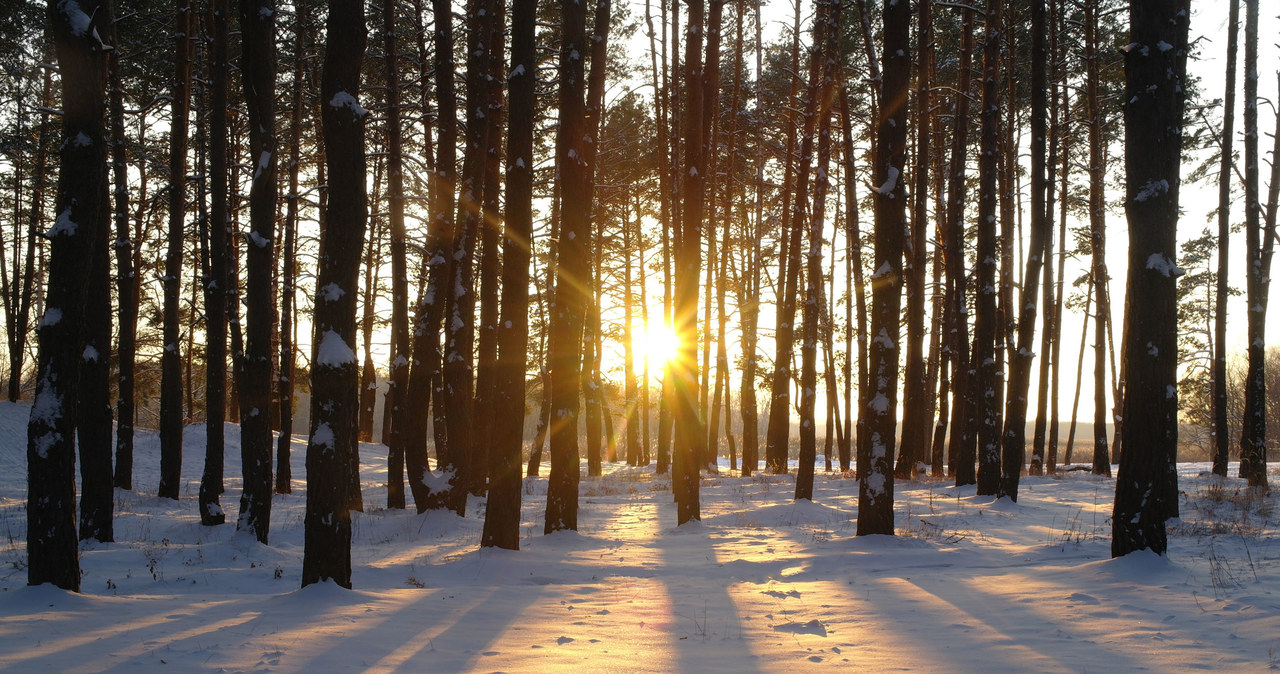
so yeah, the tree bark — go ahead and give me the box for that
[28,0,113,590]
[159,0,193,501]
[200,0,231,527]
[545,0,590,533]
[109,34,138,492]
[403,0,458,511]
[857,0,908,536]
[1239,0,1269,490]
[302,0,367,588]
[1085,0,1112,478]
[798,0,841,501]
[482,0,536,550]
[237,0,278,543]
[1112,0,1189,557]
[945,6,976,486]
[897,0,934,478]
[973,0,1004,497]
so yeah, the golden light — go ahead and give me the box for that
[635,323,681,371]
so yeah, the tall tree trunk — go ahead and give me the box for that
[1112,0,1189,557]
[200,0,231,527]
[277,4,308,494]
[945,6,976,486]
[1239,0,1269,490]
[545,0,590,533]
[440,0,498,509]
[1085,0,1111,478]
[1048,89,1073,473]
[159,0,193,501]
[28,0,113,590]
[302,0,367,588]
[403,0,458,511]
[763,0,805,475]
[673,0,707,525]
[973,0,1003,497]
[858,0,907,536]
[738,0,766,477]
[839,87,865,476]
[78,185,113,543]
[897,0,934,478]
[383,0,410,509]
[109,36,138,491]
[798,0,841,501]
[1031,0,1062,477]
[482,0,536,550]
[237,0,278,543]
[472,0,507,496]
[998,0,1050,499]
[78,29,115,542]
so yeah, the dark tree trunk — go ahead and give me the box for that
[403,0,457,511]
[857,0,908,536]
[277,4,309,495]
[237,0,278,543]
[1112,0,1189,557]
[896,0,933,478]
[1031,0,1062,477]
[302,0,367,588]
[1239,0,1270,490]
[763,0,805,475]
[1085,0,1112,478]
[1212,0,1240,477]
[109,35,138,492]
[382,0,410,510]
[797,0,841,501]
[545,0,590,534]
[440,0,498,510]
[200,0,230,527]
[998,0,1049,499]
[482,0,536,551]
[77,92,114,544]
[700,0,723,470]
[839,87,864,476]
[472,0,507,496]
[973,0,1003,497]
[945,6,976,487]
[29,0,113,590]
[159,0,193,501]
[672,0,707,525]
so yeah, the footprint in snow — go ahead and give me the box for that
[763,589,801,599]
[557,636,575,645]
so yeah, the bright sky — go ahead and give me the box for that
[324,1,1280,443]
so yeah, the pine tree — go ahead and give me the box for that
[545,0,590,533]
[237,0,278,543]
[858,0,908,536]
[1112,0,1190,558]
[482,0,537,550]
[159,0,193,501]
[28,0,114,590]
[302,0,367,588]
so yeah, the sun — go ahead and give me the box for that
[635,323,681,371]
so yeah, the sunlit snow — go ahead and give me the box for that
[0,402,1275,671]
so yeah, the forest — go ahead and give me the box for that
[2,0,1276,601]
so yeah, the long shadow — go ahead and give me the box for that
[650,499,765,674]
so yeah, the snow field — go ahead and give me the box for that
[0,400,1277,672]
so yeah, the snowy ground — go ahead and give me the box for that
[0,400,1277,672]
